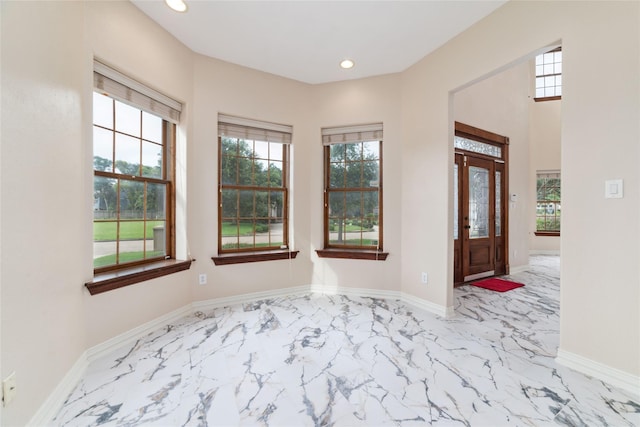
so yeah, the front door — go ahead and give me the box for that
[453,122,508,285]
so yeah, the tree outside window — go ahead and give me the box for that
[536,171,561,235]
[324,139,382,250]
[217,116,292,254]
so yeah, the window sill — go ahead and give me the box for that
[534,96,561,102]
[212,250,299,266]
[86,259,193,295]
[316,249,389,261]
[535,231,560,237]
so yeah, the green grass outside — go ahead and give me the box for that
[221,222,269,237]
[93,250,165,268]
[94,221,165,241]
[329,223,374,232]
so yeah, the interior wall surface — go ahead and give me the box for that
[529,99,561,253]
[1,2,87,425]
[453,60,531,271]
[309,75,403,291]
[189,54,315,301]
[83,1,195,349]
[401,0,639,376]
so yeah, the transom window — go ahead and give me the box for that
[536,171,561,235]
[92,61,180,273]
[321,124,383,253]
[535,47,562,101]
[217,115,291,254]
[454,136,502,158]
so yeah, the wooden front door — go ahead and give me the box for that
[454,122,508,285]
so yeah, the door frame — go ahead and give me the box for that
[454,122,510,285]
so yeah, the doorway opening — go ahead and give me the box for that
[454,122,509,285]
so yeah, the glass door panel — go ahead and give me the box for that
[454,163,459,240]
[495,170,501,236]
[469,166,489,239]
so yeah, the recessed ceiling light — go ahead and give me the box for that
[165,0,188,12]
[340,59,355,69]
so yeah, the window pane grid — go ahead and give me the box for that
[93,91,171,271]
[219,135,289,253]
[325,140,382,250]
[536,174,561,232]
[535,48,562,99]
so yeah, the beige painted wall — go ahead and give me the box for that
[309,76,403,290]
[1,2,87,425]
[189,54,315,300]
[530,98,562,253]
[454,60,531,271]
[82,1,195,348]
[1,1,638,425]
[401,1,638,375]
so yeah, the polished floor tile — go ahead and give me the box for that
[53,256,639,426]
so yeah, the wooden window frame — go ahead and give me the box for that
[87,70,191,294]
[317,139,388,261]
[214,132,295,265]
[534,47,562,102]
[93,95,176,275]
[535,172,561,236]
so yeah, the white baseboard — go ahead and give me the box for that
[529,250,561,256]
[310,284,401,300]
[27,351,89,427]
[509,264,530,275]
[401,292,454,318]
[556,349,640,398]
[192,285,311,312]
[86,304,193,362]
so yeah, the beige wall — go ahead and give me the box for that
[82,1,195,347]
[454,60,531,270]
[1,1,638,425]
[189,54,314,300]
[1,2,87,425]
[530,98,562,253]
[309,76,403,290]
[401,0,639,375]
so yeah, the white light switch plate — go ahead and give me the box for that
[605,179,623,199]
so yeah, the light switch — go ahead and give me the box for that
[605,179,623,199]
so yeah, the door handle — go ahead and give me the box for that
[464,225,471,229]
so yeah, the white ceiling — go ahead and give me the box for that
[132,0,507,85]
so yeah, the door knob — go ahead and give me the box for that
[464,225,471,229]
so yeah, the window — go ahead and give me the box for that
[536,171,561,235]
[534,47,562,101]
[87,60,190,295]
[317,124,387,260]
[215,114,294,263]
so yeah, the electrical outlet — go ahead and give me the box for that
[198,274,207,285]
[3,372,16,407]
[421,272,428,284]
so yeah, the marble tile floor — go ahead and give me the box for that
[53,256,639,426]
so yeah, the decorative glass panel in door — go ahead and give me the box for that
[495,171,501,236]
[454,163,459,240]
[469,166,489,238]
